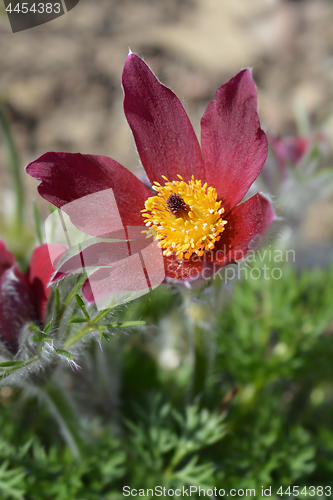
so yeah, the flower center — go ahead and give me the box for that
[141,175,227,260]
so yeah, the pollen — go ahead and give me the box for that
[141,175,227,260]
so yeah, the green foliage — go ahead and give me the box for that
[211,261,333,490]
[125,396,226,488]
[0,405,125,500]
[0,282,146,385]
[0,393,225,498]
[1,258,333,497]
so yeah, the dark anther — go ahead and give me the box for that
[167,193,189,217]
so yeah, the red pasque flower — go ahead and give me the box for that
[269,135,310,179]
[26,54,275,296]
[0,241,65,353]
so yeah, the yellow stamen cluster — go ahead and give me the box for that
[141,175,227,260]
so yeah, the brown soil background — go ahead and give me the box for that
[0,0,333,251]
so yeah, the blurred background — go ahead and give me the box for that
[1,0,333,497]
[1,0,333,240]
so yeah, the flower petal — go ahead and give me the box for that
[164,254,203,282]
[53,231,165,299]
[82,240,165,306]
[210,193,275,265]
[53,241,130,277]
[28,243,67,323]
[123,53,204,184]
[26,152,152,228]
[59,189,127,239]
[201,69,268,214]
[0,241,16,278]
[0,267,36,352]
[82,254,151,306]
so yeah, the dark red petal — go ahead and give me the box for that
[82,278,94,302]
[58,232,165,302]
[53,231,157,277]
[54,241,130,277]
[164,254,203,281]
[82,254,153,304]
[123,54,204,184]
[210,193,275,265]
[51,271,67,283]
[201,69,268,214]
[0,240,16,278]
[28,243,67,323]
[0,267,36,353]
[26,152,152,230]
[56,189,128,239]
